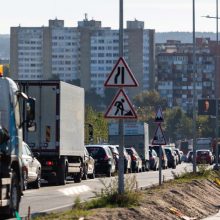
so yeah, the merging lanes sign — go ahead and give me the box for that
[104,89,137,119]
[104,57,139,87]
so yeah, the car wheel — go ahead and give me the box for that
[82,166,88,180]
[23,170,28,191]
[32,171,41,189]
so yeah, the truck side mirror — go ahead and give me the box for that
[26,98,35,121]
[26,98,36,132]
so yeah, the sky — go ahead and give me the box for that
[0,0,218,34]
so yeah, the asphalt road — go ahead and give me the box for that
[19,162,193,218]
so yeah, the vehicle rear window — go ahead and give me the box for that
[197,151,209,156]
[126,148,133,155]
[86,147,106,159]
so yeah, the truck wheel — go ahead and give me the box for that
[74,172,82,183]
[4,172,20,218]
[58,162,67,185]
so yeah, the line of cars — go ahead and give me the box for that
[149,145,183,170]
[21,142,184,191]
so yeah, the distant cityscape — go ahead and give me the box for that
[0,18,219,114]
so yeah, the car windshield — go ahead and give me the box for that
[165,149,172,155]
[86,147,106,159]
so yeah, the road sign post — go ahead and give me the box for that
[104,0,138,194]
[152,107,166,185]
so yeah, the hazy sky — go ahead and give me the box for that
[1,0,217,34]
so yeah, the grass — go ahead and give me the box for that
[34,174,142,220]
[34,167,220,220]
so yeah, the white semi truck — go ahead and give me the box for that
[18,80,85,185]
[108,121,150,171]
[0,75,35,218]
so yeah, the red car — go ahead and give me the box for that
[196,150,214,165]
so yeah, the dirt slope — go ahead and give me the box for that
[85,179,220,220]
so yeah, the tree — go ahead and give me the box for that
[164,107,192,142]
[85,106,108,144]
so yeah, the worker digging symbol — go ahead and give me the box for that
[114,98,125,115]
[104,89,137,119]
[114,66,124,85]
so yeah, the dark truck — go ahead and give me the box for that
[0,76,35,218]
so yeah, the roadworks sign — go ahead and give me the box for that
[104,89,137,119]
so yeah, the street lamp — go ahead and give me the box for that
[192,0,197,174]
[202,0,219,169]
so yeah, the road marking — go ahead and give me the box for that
[58,185,91,196]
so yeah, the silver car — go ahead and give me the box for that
[22,142,41,190]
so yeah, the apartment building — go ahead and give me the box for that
[10,17,155,98]
[156,38,216,112]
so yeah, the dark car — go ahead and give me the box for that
[125,147,142,173]
[149,149,159,171]
[82,147,95,180]
[186,151,193,163]
[86,145,116,177]
[196,150,214,165]
[116,146,132,173]
[149,145,168,169]
[164,147,176,169]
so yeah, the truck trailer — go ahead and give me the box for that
[18,80,85,185]
[108,121,150,171]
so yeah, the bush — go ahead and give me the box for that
[84,174,142,209]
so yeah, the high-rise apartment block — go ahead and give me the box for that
[10,17,155,97]
[156,38,216,113]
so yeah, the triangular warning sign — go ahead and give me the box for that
[155,107,164,123]
[104,57,139,87]
[152,124,166,145]
[104,89,137,119]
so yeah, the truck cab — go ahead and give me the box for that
[0,76,34,218]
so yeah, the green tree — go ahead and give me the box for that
[164,107,193,142]
[85,106,108,144]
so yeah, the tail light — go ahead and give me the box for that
[131,155,137,161]
[104,155,109,160]
[46,161,54,166]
